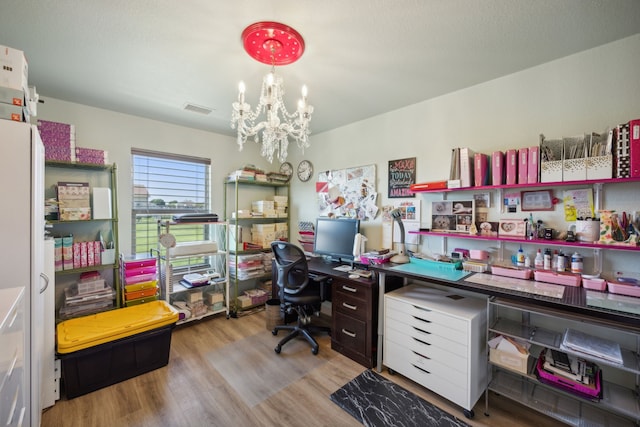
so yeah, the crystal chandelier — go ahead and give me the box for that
[231,22,313,163]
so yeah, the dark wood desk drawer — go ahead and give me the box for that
[333,280,370,301]
[334,290,369,321]
[332,311,367,356]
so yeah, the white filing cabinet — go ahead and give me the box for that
[384,284,487,418]
[0,287,26,427]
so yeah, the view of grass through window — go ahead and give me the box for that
[131,149,211,270]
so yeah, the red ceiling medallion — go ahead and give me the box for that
[241,21,305,66]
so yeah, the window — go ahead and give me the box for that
[131,149,211,267]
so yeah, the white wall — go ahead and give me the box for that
[38,99,270,253]
[39,34,640,273]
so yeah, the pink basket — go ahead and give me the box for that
[491,265,532,279]
[582,277,606,291]
[535,349,602,401]
[534,270,581,287]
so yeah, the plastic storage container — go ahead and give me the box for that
[56,300,178,398]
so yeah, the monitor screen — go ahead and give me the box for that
[313,217,360,262]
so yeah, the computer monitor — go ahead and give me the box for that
[313,217,360,263]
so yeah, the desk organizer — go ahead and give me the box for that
[534,270,582,287]
[535,349,602,401]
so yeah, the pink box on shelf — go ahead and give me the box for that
[490,265,532,280]
[505,149,518,185]
[491,151,504,185]
[607,280,640,297]
[534,270,581,287]
[582,277,606,291]
[474,153,489,187]
[528,146,539,183]
[518,148,528,184]
[629,118,640,177]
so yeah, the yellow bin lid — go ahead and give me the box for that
[57,300,179,354]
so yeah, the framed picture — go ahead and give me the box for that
[431,200,474,233]
[521,190,554,211]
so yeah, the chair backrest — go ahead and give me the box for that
[271,241,309,297]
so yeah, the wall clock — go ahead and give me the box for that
[279,162,293,182]
[297,160,314,182]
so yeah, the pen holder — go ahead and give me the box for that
[102,248,116,265]
[576,219,600,243]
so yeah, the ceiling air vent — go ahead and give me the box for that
[183,103,214,115]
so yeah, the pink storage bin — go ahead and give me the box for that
[124,272,157,285]
[534,270,581,287]
[582,277,606,291]
[490,265,532,280]
[607,280,640,297]
[122,257,156,269]
[124,265,157,277]
[360,255,391,265]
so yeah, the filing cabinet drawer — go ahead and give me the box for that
[334,279,371,301]
[332,311,367,354]
[385,316,467,357]
[385,319,467,373]
[385,343,466,407]
[386,308,468,346]
[386,297,468,335]
[334,290,369,321]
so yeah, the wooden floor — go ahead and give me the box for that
[42,310,561,427]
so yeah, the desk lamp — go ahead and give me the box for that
[390,208,410,264]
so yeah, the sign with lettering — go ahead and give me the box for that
[388,157,416,198]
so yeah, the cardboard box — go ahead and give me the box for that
[0,102,24,121]
[0,85,25,106]
[205,291,224,305]
[0,45,28,92]
[490,348,529,374]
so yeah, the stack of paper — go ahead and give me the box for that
[560,328,623,364]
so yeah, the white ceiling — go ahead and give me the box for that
[1,0,639,137]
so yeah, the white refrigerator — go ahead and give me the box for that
[0,119,54,427]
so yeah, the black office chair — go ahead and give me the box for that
[271,241,330,355]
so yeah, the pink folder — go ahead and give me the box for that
[492,151,504,186]
[518,148,529,184]
[474,153,489,186]
[505,149,517,185]
[528,146,539,183]
[630,119,640,177]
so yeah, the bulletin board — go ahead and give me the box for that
[316,164,378,220]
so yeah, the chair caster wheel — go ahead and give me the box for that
[274,345,281,354]
[272,329,278,336]
[311,347,319,355]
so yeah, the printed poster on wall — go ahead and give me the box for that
[388,157,416,198]
[316,164,378,220]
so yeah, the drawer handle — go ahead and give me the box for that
[342,285,357,293]
[412,350,430,360]
[413,337,431,346]
[342,302,357,311]
[341,328,357,338]
[40,272,50,294]
[412,364,430,374]
[412,316,431,324]
[413,305,432,312]
[412,326,431,335]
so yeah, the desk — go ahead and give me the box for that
[370,262,640,372]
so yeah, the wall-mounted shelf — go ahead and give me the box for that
[409,231,640,252]
[410,176,640,194]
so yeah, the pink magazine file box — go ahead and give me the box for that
[505,149,518,185]
[528,146,539,183]
[492,151,504,185]
[518,148,529,184]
